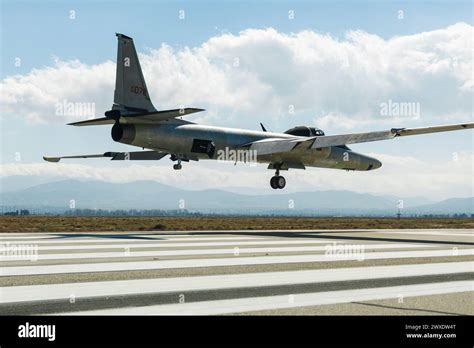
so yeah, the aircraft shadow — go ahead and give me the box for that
[33,231,473,246]
[351,301,464,316]
[181,230,474,247]
[47,233,165,241]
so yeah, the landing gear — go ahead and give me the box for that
[173,159,182,170]
[270,176,286,189]
[171,154,189,170]
[270,167,286,189]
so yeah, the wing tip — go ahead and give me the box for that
[180,107,205,114]
[43,156,60,163]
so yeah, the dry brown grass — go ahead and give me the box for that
[0,216,473,232]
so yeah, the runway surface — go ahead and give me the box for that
[0,229,472,315]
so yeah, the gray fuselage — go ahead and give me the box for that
[113,121,382,171]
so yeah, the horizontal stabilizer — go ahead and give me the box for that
[67,118,115,126]
[43,151,168,162]
[68,108,205,126]
[119,108,205,124]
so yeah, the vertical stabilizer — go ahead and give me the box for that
[113,33,156,114]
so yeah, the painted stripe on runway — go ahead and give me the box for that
[1,262,471,304]
[62,281,474,315]
[31,239,339,251]
[0,243,440,262]
[1,248,472,276]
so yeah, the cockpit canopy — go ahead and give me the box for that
[283,126,351,150]
[284,126,325,137]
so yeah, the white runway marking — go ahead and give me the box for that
[63,281,474,315]
[2,248,472,276]
[2,230,471,315]
[1,262,471,304]
[0,243,438,262]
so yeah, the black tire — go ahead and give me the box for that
[276,176,286,189]
[270,176,278,189]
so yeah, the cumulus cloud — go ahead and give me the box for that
[1,23,472,129]
[1,60,115,124]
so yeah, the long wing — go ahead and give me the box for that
[68,108,204,126]
[243,122,474,155]
[311,123,474,149]
[43,151,168,162]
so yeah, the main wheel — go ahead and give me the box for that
[276,176,286,189]
[270,176,278,189]
[173,164,182,170]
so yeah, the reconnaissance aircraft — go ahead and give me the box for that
[44,33,474,189]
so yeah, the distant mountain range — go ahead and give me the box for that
[0,176,472,216]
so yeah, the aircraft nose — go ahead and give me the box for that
[365,156,382,170]
[371,159,382,170]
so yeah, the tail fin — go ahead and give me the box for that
[113,33,156,114]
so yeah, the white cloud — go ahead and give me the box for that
[1,60,115,124]
[1,23,472,129]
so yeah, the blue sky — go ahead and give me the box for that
[2,0,472,77]
[1,0,473,198]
